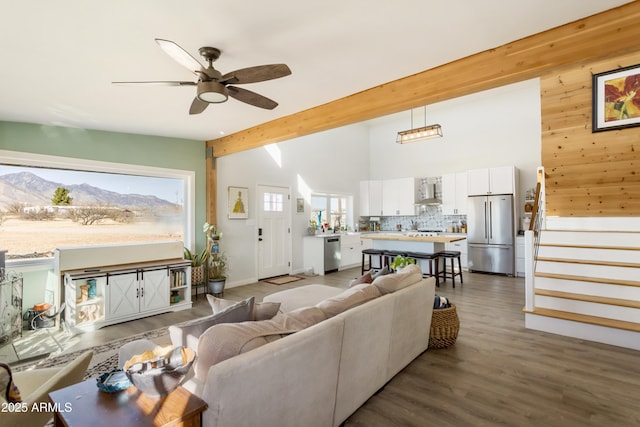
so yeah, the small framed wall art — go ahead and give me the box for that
[592,63,640,132]
[228,186,249,219]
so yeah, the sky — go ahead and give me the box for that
[0,165,183,204]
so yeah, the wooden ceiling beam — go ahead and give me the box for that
[208,2,640,157]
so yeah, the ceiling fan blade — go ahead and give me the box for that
[155,38,203,75]
[112,81,196,86]
[228,86,278,110]
[189,97,209,115]
[220,64,291,84]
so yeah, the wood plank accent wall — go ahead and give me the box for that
[541,51,640,217]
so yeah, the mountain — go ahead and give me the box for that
[0,172,179,211]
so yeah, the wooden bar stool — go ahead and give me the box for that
[436,251,463,288]
[361,248,385,275]
[405,251,440,287]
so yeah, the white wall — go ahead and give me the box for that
[216,79,543,286]
[216,124,371,286]
[367,79,542,197]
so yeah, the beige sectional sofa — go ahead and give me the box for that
[172,265,436,427]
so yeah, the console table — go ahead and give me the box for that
[49,379,207,427]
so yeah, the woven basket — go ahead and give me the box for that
[429,304,460,349]
[191,265,204,286]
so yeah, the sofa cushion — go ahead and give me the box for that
[194,306,329,382]
[272,306,327,330]
[263,284,344,313]
[169,296,255,351]
[207,294,281,321]
[372,264,423,294]
[315,283,381,318]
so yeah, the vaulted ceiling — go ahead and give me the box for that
[0,0,631,145]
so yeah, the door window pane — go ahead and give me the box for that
[263,192,284,212]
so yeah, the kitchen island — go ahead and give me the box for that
[361,233,466,253]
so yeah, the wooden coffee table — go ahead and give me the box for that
[49,378,207,427]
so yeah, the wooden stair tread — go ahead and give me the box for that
[534,289,640,309]
[538,243,640,251]
[524,307,640,333]
[535,257,640,269]
[534,272,640,288]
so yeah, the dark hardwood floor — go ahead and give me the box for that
[67,268,640,426]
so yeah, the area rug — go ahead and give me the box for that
[262,275,304,285]
[12,327,170,380]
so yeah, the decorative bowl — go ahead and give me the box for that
[125,347,195,397]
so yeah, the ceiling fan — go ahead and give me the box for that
[113,38,292,115]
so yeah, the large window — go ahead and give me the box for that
[310,194,351,231]
[0,150,195,263]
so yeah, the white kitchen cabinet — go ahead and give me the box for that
[444,237,468,271]
[467,166,515,195]
[359,180,383,216]
[442,172,468,215]
[382,177,417,216]
[339,234,362,269]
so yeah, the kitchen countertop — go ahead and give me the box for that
[361,233,466,243]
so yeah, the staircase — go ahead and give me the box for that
[524,228,640,350]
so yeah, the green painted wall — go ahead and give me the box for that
[0,120,207,249]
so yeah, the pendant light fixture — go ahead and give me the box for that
[396,106,442,144]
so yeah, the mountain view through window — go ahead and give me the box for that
[0,165,185,260]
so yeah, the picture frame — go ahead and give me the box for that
[296,198,304,213]
[228,186,248,219]
[592,64,640,132]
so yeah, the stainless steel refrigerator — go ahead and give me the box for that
[467,194,514,275]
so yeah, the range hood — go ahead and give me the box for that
[416,183,441,205]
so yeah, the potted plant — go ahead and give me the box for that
[183,247,207,286]
[308,219,318,235]
[203,222,227,296]
[208,252,227,296]
[390,255,416,271]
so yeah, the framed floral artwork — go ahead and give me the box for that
[228,186,248,219]
[592,64,640,132]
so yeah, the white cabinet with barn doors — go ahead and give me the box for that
[57,242,192,331]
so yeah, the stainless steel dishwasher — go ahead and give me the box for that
[323,235,341,273]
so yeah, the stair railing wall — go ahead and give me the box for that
[524,166,545,312]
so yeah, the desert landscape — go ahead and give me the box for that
[0,216,183,258]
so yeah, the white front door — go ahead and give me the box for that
[257,185,291,279]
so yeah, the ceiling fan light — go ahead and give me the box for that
[197,81,229,103]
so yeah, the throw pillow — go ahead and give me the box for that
[315,283,381,318]
[207,294,281,321]
[206,294,236,313]
[253,301,281,320]
[0,363,21,404]
[372,264,422,294]
[169,296,255,351]
[371,265,392,280]
[349,272,373,287]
